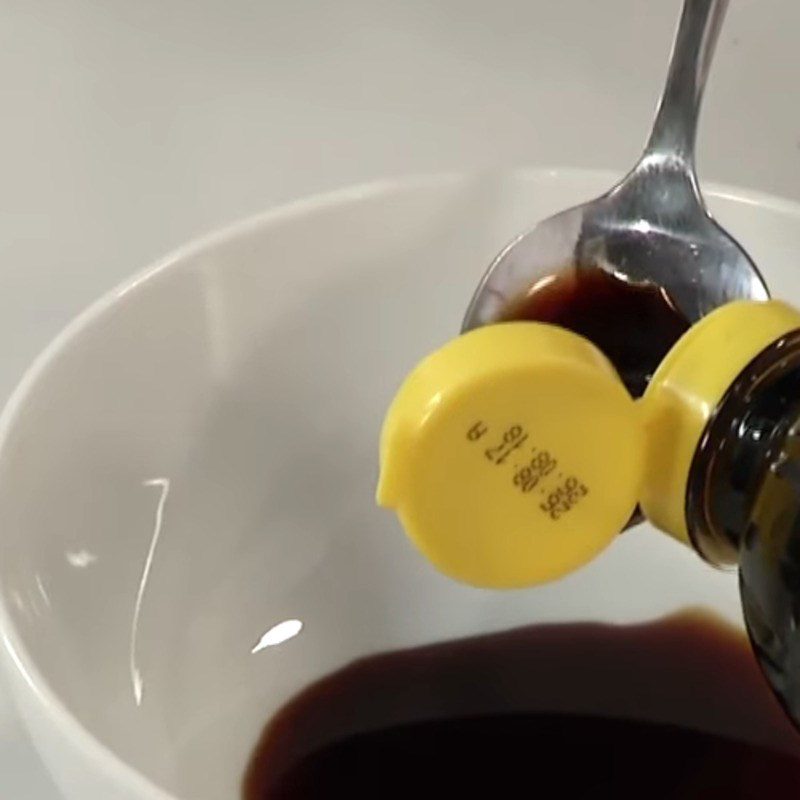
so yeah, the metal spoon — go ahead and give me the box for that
[463,0,768,333]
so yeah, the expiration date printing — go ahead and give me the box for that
[539,476,589,520]
[466,421,589,519]
[513,450,557,492]
[474,423,528,464]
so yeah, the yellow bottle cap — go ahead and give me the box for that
[641,299,800,547]
[377,322,643,588]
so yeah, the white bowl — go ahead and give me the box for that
[2,169,800,800]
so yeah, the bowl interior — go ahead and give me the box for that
[2,169,798,799]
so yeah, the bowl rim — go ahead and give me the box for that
[1,166,800,799]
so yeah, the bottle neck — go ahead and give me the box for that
[686,331,800,565]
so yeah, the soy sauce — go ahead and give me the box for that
[503,268,690,396]
[243,613,800,799]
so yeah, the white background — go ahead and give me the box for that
[2,1,800,796]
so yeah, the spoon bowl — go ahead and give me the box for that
[464,0,768,332]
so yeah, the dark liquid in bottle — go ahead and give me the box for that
[685,329,800,723]
[503,268,690,397]
[243,613,800,799]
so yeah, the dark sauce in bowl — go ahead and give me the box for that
[244,613,800,799]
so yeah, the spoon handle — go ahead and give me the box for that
[644,0,728,164]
